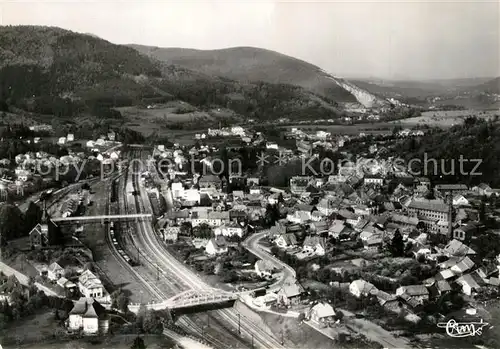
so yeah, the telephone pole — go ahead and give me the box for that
[238,313,241,334]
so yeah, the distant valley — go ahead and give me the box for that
[0,25,497,138]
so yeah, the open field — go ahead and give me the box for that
[391,109,500,128]
[280,123,394,135]
[117,102,239,135]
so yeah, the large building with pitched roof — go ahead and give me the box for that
[67,297,109,335]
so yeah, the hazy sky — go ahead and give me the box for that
[1,0,499,80]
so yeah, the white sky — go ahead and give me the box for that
[1,0,499,80]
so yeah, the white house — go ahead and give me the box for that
[309,302,336,324]
[302,236,326,256]
[364,175,384,186]
[456,274,481,296]
[47,262,65,281]
[171,182,184,198]
[95,139,106,146]
[275,233,298,249]
[183,189,201,203]
[452,195,470,207]
[58,137,67,145]
[109,151,120,161]
[67,134,75,142]
[266,142,278,150]
[349,279,378,298]
[214,223,245,238]
[249,187,261,195]
[67,297,109,335]
[205,236,228,255]
[78,270,106,299]
[86,140,95,148]
[191,211,230,227]
[255,260,275,278]
[231,126,245,135]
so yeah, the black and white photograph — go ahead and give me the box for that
[0,1,499,348]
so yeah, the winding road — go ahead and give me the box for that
[242,230,296,291]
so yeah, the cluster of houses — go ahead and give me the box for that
[0,130,120,187]
[41,261,110,304]
[145,124,500,329]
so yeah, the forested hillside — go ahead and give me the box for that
[0,26,344,123]
[388,117,500,187]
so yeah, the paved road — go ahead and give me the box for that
[243,234,411,349]
[242,231,296,291]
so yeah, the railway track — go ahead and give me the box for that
[127,149,284,349]
[109,150,228,348]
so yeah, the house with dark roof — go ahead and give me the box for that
[472,183,494,197]
[407,200,450,222]
[198,175,222,189]
[396,285,429,304]
[443,239,477,257]
[434,184,468,195]
[429,280,452,297]
[453,222,480,242]
[277,280,305,305]
[67,297,109,335]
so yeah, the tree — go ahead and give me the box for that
[424,191,435,200]
[264,204,280,227]
[131,336,146,349]
[193,223,212,239]
[297,312,306,322]
[390,230,405,257]
[141,310,163,334]
[179,222,192,236]
[111,289,130,313]
[0,204,24,241]
[84,262,95,272]
[23,201,42,234]
[479,199,486,222]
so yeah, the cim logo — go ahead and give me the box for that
[437,319,489,338]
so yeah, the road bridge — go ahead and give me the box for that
[128,289,238,313]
